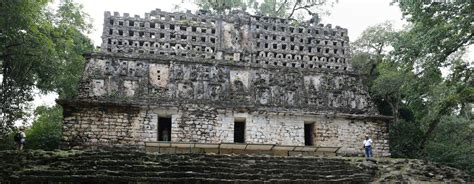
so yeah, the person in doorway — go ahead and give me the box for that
[162,128,169,142]
[14,128,26,151]
[363,135,373,158]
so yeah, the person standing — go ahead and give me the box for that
[14,128,26,151]
[363,135,373,158]
[162,128,169,142]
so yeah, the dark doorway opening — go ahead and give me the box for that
[158,117,171,141]
[234,121,245,143]
[304,123,314,146]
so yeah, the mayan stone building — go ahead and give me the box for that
[59,9,391,156]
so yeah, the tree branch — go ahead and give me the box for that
[275,0,288,16]
[287,1,299,19]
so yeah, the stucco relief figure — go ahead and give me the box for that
[257,87,270,105]
[196,66,205,81]
[336,93,345,107]
[119,61,128,76]
[307,81,317,93]
[357,95,367,110]
[201,68,211,81]
[194,82,205,100]
[233,80,245,92]
[279,92,286,105]
[209,84,221,101]
[189,67,198,81]
[104,61,114,75]
[271,86,282,105]
[285,73,300,91]
[167,84,177,99]
[178,83,194,99]
[269,73,282,86]
[253,72,266,86]
[217,67,227,82]
[170,65,183,81]
[286,91,297,106]
[134,62,145,77]
[210,66,219,82]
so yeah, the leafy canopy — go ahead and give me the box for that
[186,0,337,21]
[352,0,473,173]
[0,0,94,136]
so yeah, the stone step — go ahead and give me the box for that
[16,170,371,182]
[53,155,350,166]
[18,170,370,180]
[10,175,369,184]
[45,163,362,177]
[58,153,350,164]
[47,159,356,173]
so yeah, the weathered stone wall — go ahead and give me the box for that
[246,114,305,145]
[61,104,389,156]
[314,118,389,157]
[62,106,154,148]
[76,56,375,114]
[170,105,234,143]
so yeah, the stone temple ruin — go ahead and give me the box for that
[59,9,391,156]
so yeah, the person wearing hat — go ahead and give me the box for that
[363,135,373,158]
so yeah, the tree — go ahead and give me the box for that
[189,0,336,20]
[0,0,93,136]
[352,22,396,56]
[352,2,473,164]
[351,22,403,120]
[391,0,473,151]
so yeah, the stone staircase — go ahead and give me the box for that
[0,150,373,183]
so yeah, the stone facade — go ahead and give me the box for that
[60,9,391,156]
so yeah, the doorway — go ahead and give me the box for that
[158,117,171,141]
[304,123,314,146]
[234,121,245,143]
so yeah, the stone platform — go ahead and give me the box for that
[145,142,341,156]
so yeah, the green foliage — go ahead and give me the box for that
[388,119,424,158]
[0,0,93,136]
[24,106,63,150]
[0,105,63,151]
[193,0,254,14]
[425,116,474,175]
[352,0,473,173]
[187,0,335,20]
[0,131,16,150]
[352,21,396,56]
